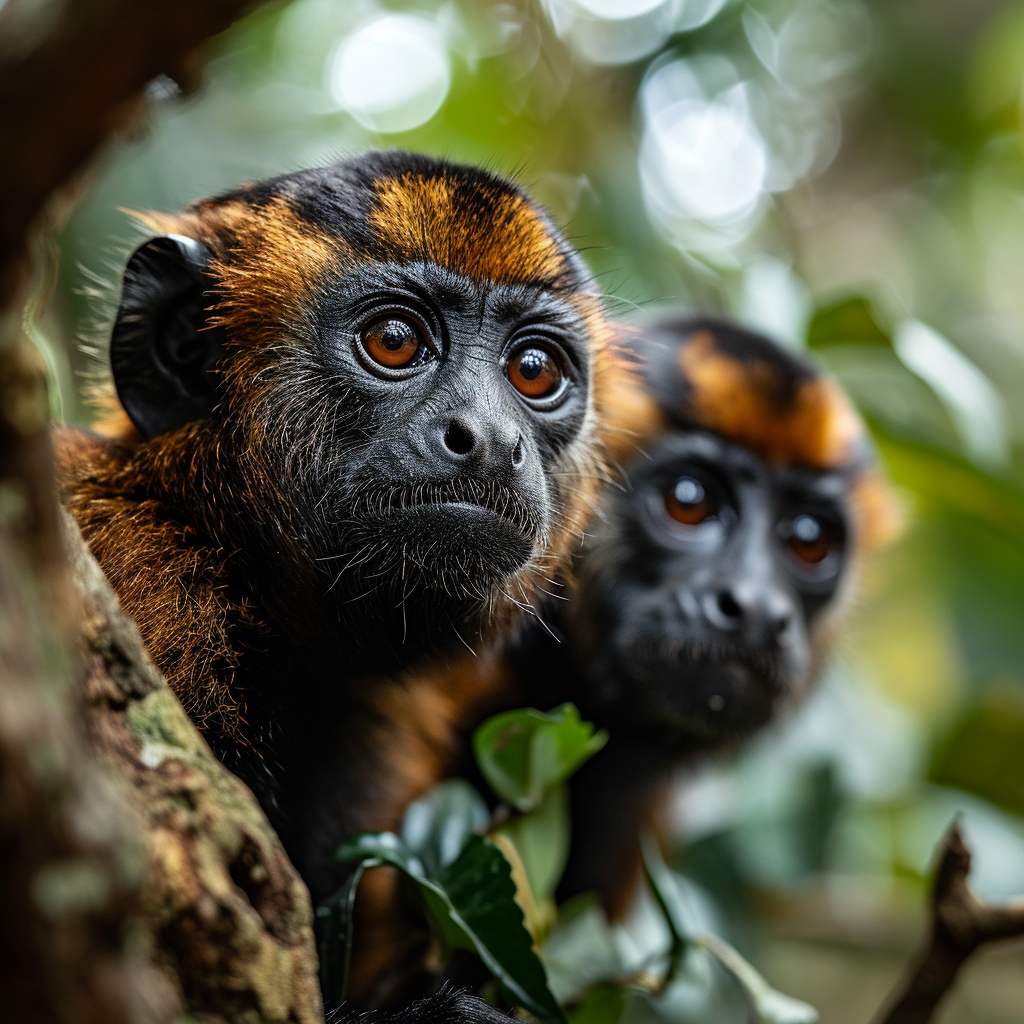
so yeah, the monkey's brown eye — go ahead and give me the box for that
[665,476,713,526]
[506,346,564,399]
[362,317,425,368]
[787,514,832,564]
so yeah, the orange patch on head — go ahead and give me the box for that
[679,331,863,469]
[130,199,348,349]
[370,174,567,286]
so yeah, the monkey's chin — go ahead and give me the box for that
[619,656,780,742]
[385,502,538,590]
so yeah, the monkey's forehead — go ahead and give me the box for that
[152,152,588,292]
[639,316,867,472]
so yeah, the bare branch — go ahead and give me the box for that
[872,820,1024,1024]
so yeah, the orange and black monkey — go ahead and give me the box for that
[502,313,897,919]
[55,151,630,1020]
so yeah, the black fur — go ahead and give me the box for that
[330,988,512,1024]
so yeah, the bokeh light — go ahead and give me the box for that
[328,13,450,133]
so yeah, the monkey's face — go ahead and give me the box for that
[565,314,895,748]
[579,429,851,743]
[107,153,611,648]
[302,259,591,597]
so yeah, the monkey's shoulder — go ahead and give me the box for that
[54,423,261,738]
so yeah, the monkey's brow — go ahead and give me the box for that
[772,465,849,500]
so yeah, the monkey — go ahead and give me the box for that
[318,314,897,1012]
[498,312,899,920]
[53,150,630,1015]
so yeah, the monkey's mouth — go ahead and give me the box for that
[366,478,542,539]
[612,638,790,740]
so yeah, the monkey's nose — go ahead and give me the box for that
[443,420,474,456]
[436,416,524,475]
[702,584,793,638]
[703,589,744,631]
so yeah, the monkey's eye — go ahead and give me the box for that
[665,476,715,526]
[361,317,428,369]
[784,513,837,565]
[506,346,565,400]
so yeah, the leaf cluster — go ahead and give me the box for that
[317,704,819,1024]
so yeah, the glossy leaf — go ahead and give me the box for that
[334,830,566,1024]
[315,861,369,1006]
[400,778,490,877]
[473,704,608,813]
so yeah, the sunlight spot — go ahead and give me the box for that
[329,14,450,133]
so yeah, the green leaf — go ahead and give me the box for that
[806,296,891,350]
[400,778,490,877]
[497,783,569,905]
[541,894,623,1006]
[473,704,608,812]
[315,861,370,1006]
[334,830,566,1024]
[437,835,566,1023]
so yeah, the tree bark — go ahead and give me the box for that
[70,512,324,1023]
[0,1,323,1021]
[872,822,1024,1024]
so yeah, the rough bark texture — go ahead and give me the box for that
[70,512,324,1023]
[873,822,1024,1024]
[0,489,178,1024]
[0,0,322,1020]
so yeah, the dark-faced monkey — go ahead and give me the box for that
[507,313,897,917]
[54,152,631,1013]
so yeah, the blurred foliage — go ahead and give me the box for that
[39,0,1024,1019]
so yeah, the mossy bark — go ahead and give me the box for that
[0,1,320,1020]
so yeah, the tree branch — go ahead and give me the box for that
[0,0,261,304]
[872,820,1024,1024]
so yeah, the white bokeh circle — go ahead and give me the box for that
[329,14,450,133]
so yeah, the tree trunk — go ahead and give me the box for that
[0,1,324,1021]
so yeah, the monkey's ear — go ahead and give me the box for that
[111,234,225,440]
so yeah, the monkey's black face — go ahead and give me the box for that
[302,260,589,601]
[580,430,850,745]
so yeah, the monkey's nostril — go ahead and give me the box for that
[443,420,474,456]
[511,435,524,468]
[716,591,742,621]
